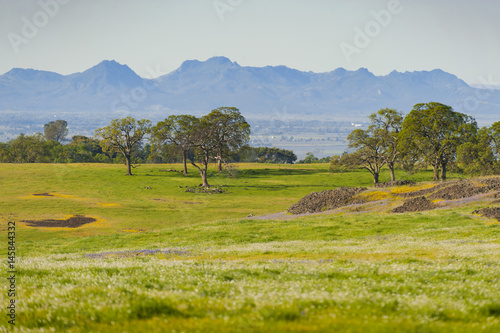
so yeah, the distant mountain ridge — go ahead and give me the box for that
[0,57,498,121]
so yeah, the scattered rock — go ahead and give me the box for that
[146,186,152,189]
[428,182,490,200]
[375,180,416,188]
[392,196,437,213]
[185,187,225,194]
[287,187,367,214]
[396,182,449,198]
[473,207,500,222]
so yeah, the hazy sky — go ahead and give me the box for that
[1,0,499,85]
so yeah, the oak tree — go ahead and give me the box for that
[44,120,69,142]
[347,127,386,184]
[399,102,477,181]
[369,108,403,181]
[204,107,250,172]
[94,117,151,176]
[150,115,198,175]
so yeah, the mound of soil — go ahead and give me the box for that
[21,215,96,228]
[479,178,500,191]
[392,196,437,213]
[473,207,500,222]
[288,187,367,214]
[396,181,455,198]
[33,193,53,197]
[397,178,500,200]
[375,180,416,188]
[428,182,491,200]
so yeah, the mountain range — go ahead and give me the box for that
[1,57,499,122]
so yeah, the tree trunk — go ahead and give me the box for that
[182,150,188,175]
[217,148,223,172]
[373,172,379,184]
[200,169,209,188]
[125,156,132,176]
[432,164,440,181]
[388,162,396,182]
[440,162,447,182]
[190,151,210,188]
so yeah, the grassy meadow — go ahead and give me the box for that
[1,163,500,332]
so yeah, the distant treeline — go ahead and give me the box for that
[0,134,296,164]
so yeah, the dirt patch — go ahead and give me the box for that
[32,193,53,197]
[392,196,437,213]
[288,187,367,214]
[21,215,96,228]
[473,207,500,222]
[375,180,416,188]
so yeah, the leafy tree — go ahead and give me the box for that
[298,153,331,164]
[369,108,403,181]
[299,152,319,164]
[399,102,477,181]
[94,117,151,175]
[44,120,69,142]
[457,122,500,175]
[204,107,250,172]
[328,154,348,173]
[225,146,297,164]
[188,116,218,187]
[252,147,297,164]
[346,128,386,184]
[150,115,198,175]
[3,133,55,163]
[491,121,500,159]
[67,135,106,162]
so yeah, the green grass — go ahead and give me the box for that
[1,163,498,332]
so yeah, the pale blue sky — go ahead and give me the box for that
[1,0,499,85]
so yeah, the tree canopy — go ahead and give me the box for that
[94,117,152,176]
[399,102,477,181]
[346,126,386,184]
[204,107,250,172]
[44,120,69,142]
[150,115,198,175]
